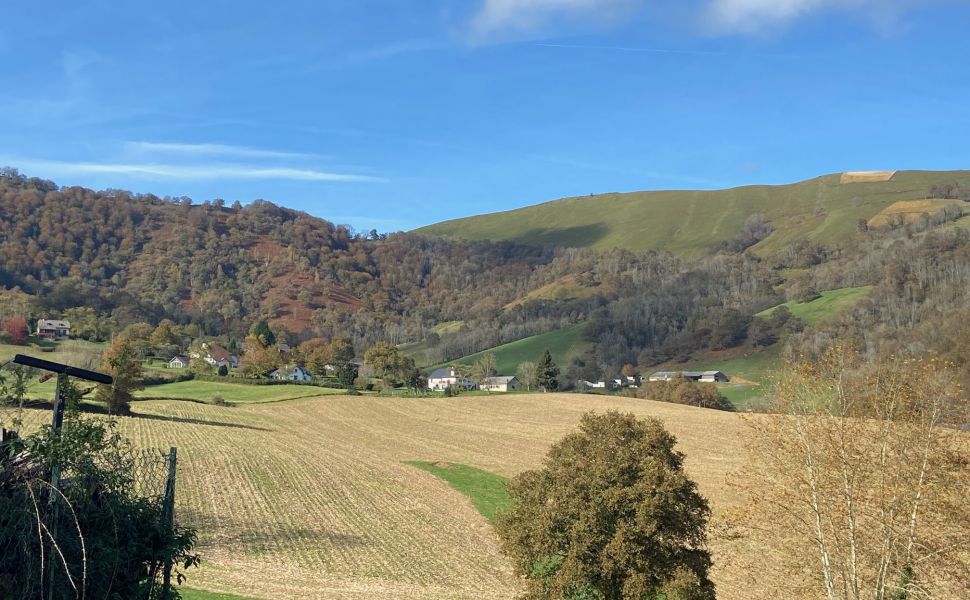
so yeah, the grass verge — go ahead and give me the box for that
[406,461,511,523]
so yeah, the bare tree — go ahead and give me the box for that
[516,361,538,392]
[738,346,970,600]
[473,353,497,391]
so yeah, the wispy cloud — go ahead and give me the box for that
[704,0,938,33]
[471,0,638,35]
[10,159,385,183]
[349,39,445,61]
[127,141,322,160]
[535,42,724,56]
[470,0,939,36]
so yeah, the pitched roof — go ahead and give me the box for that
[37,319,70,329]
[429,368,453,379]
[483,376,517,385]
[206,343,234,362]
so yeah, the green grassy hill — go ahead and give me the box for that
[756,286,874,326]
[416,170,970,256]
[438,322,590,375]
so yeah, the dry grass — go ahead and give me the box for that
[840,170,897,183]
[867,198,962,227]
[11,395,769,599]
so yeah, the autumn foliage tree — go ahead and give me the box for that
[740,346,970,599]
[497,411,715,600]
[94,337,144,414]
[0,316,28,344]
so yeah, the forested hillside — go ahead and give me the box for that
[3,167,970,389]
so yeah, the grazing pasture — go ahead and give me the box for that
[7,393,843,599]
[443,321,590,375]
[755,285,873,326]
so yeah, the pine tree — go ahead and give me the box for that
[250,320,276,347]
[536,349,559,392]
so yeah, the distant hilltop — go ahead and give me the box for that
[416,169,970,257]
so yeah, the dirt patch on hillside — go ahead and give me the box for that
[868,199,962,227]
[840,170,897,183]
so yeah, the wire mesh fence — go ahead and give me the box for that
[0,430,180,600]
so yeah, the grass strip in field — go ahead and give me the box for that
[406,461,511,523]
[179,589,260,600]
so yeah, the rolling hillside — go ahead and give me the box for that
[438,322,590,375]
[416,170,970,256]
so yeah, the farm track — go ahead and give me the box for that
[15,394,764,599]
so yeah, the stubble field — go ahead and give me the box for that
[14,394,766,600]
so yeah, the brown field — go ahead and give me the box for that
[867,198,962,227]
[9,395,772,599]
[840,170,897,183]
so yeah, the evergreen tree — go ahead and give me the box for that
[536,349,559,392]
[250,320,276,347]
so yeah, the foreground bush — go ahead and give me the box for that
[497,411,715,600]
[0,413,198,599]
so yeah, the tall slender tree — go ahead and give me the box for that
[536,349,559,392]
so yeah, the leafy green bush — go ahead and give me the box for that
[497,411,714,600]
[0,413,199,598]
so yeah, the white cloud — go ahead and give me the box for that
[469,0,936,36]
[10,159,385,183]
[471,0,637,34]
[127,141,320,160]
[704,0,926,33]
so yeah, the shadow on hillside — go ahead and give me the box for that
[15,399,272,432]
[180,509,364,550]
[130,411,273,432]
[515,223,609,248]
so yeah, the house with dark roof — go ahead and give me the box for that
[168,355,190,369]
[648,370,728,383]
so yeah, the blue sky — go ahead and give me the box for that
[2,1,969,232]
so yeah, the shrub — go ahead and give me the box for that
[497,411,715,600]
[0,413,199,597]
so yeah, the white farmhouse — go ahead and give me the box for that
[428,367,476,391]
[168,355,190,369]
[270,366,313,382]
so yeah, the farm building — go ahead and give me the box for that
[428,367,476,391]
[577,379,608,389]
[168,355,190,369]
[35,319,71,340]
[481,376,519,392]
[648,370,729,383]
[270,365,313,382]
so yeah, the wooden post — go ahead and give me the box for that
[161,447,178,598]
[47,372,67,600]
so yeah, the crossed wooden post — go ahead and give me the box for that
[12,354,113,600]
